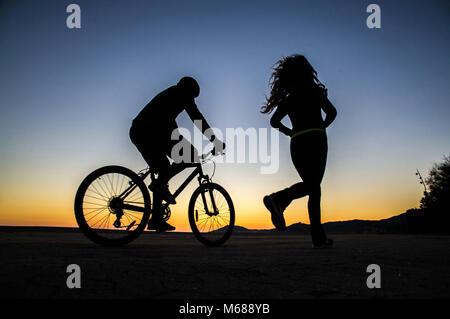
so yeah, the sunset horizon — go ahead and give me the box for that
[2,0,450,306]
[1,0,448,234]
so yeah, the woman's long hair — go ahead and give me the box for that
[261,54,327,114]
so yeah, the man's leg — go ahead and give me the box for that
[145,155,176,231]
[148,153,177,205]
[131,134,175,203]
[130,127,176,230]
[169,134,200,166]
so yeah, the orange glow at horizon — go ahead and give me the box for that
[0,170,422,232]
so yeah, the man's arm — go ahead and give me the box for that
[185,101,225,154]
[185,101,215,140]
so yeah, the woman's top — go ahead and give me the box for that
[269,87,336,138]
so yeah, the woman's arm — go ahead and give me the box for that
[270,106,293,136]
[321,97,337,128]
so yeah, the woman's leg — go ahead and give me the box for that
[271,133,327,210]
[271,182,309,212]
[290,132,328,244]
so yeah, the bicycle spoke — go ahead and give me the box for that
[85,208,108,224]
[84,206,108,215]
[90,211,110,228]
[87,184,109,200]
[84,193,107,202]
[85,201,106,207]
[216,214,229,224]
[107,173,116,195]
[95,178,111,200]
[123,210,143,219]
[116,173,126,195]
[123,212,134,224]
[126,189,144,202]
[100,175,113,198]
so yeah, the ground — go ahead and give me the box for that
[1,228,449,299]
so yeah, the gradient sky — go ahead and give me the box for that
[0,0,449,231]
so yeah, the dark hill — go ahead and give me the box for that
[225,213,409,234]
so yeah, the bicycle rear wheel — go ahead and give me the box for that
[188,183,235,246]
[74,166,151,246]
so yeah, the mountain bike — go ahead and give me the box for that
[74,150,235,246]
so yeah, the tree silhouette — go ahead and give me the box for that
[420,155,450,215]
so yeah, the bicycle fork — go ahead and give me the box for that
[198,179,219,218]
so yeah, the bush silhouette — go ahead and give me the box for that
[407,156,450,233]
[420,155,450,214]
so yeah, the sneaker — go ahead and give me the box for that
[147,219,176,232]
[312,238,334,249]
[263,195,286,231]
[148,181,176,204]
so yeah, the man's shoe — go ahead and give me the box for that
[263,195,286,231]
[147,219,176,232]
[148,181,176,204]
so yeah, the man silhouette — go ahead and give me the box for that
[130,77,224,232]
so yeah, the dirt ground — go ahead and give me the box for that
[1,228,449,299]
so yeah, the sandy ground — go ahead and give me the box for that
[1,228,449,299]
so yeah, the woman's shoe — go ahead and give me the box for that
[263,195,286,231]
[312,238,334,249]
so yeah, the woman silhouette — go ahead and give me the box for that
[262,55,337,248]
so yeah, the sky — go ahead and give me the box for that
[0,0,449,231]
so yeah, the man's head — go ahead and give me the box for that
[177,76,200,98]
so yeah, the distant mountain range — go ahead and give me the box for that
[0,213,410,234]
[223,212,409,234]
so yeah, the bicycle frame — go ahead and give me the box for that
[116,161,218,215]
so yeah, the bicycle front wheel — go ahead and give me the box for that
[188,183,235,246]
[74,166,151,246]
